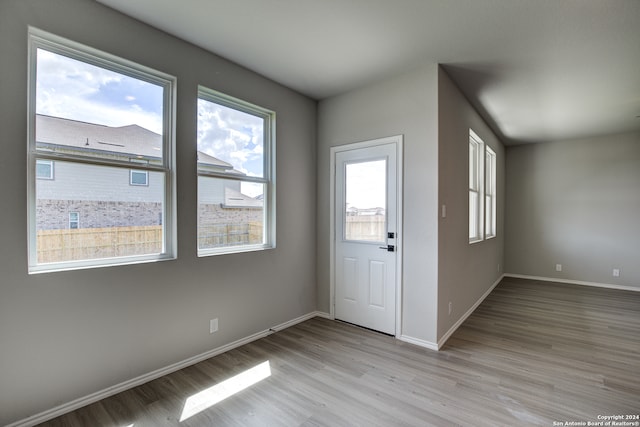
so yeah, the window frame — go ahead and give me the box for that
[469,129,498,244]
[196,86,276,256]
[484,146,497,239]
[469,130,484,244]
[27,27,177,273]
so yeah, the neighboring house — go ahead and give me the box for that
[35,114,262,231]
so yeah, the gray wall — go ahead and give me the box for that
[505,132,640,288]
[437,69,505,340]
[0,0,317,425]
[318,63,440,345]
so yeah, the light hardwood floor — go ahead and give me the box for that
[39,278,640,426]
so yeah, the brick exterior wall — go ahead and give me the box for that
[198,203,264,248]
[36,200,262,230]
[36,200,163,230]
[198,203,263,226]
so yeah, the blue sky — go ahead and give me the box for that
[36,48,264,185]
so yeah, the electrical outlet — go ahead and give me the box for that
[555,264,562,272]
[448,302,452,315]
[613,269,620,277]
[210,318,218,334]
[498,263,501,272]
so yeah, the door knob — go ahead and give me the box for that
[379,245,395,252]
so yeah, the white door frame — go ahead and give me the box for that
[329,135,403,337]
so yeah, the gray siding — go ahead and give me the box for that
[197,176,240,204]
[36,161,164,202]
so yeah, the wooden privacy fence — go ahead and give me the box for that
[345,215,385,241]
[37,222,263,263]
[37,226,163,263]
[198,222,263,249]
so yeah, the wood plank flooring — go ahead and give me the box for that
[39,278,640,426]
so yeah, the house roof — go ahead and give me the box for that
[223,187,263,208]
[36,114,162,159]
[36,114,240,172]
[196,151,245,176]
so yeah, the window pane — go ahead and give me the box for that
[469,141,477,189]
[36,159,53,179]
[485,147,496,238]
[197,98,264,178]
[69,212,79,229]
[36,161,165,264]
[130,170,148,186]
[35,49,165,166]
[198,177,265,249]
[469,191,479,240]
[29,30,175,272]
[485,194,492,237]
[344,160,386,243]
[196,88,274,256]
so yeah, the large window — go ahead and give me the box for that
[27,28,176,272]
[197,87,275,256]
[469,129,496,243]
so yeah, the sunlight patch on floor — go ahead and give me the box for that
[179,361,271,422]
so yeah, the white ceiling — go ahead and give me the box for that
[96,0,640,145]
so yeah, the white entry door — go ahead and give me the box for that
[334,139,399,335]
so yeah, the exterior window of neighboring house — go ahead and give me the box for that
[27,28,176,273]
[69,212,79,229]
[197,86,275,256]
[469,129,497,243]
[130,170,149,186]
[36,159,54,179]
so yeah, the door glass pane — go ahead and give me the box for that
[344,159,386,242]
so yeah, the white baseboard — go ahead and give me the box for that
[504,273,640,292]
[398,334,439,351]
[436,274,504,349]
[313,311,334,320]
[8,311,324,427]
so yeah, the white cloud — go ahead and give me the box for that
[197,99,264,177]
[346,160,387,209]
[35,49,163,134]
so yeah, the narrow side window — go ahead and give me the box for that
[485,146,497,239]
[469,130,484,243]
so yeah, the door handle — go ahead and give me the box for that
[379,245,395,252]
